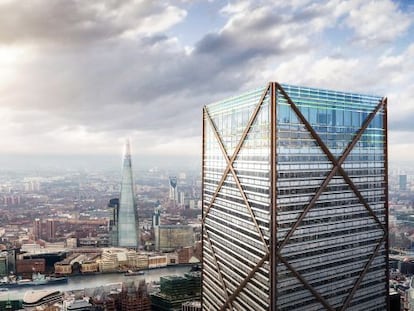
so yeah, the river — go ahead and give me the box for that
[1,265,191,300]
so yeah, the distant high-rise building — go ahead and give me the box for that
[0,253,8,277]
[108,198,119,246]
[153,209,161,251]
[24,180,40,193]
[118,140,139,249]
[399,174,408,191]
[152,209,161,228]
[169,177,178,204]
[179,191,185,206]
[157,225,194,251]
[46,219,56,241]
[202,82,388,310]
[33,218,42,240]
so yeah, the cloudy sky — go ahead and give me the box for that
[0,0,413,169]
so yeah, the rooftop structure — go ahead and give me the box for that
[151,272,201,311]
[169,177,179,205]
[23,290,63,309]
[119,280,151,311]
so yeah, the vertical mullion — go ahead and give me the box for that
[201,107,206,311]
[383,98,390,311]
[270,82,277,311]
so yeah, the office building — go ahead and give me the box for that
[0,254,7,276]
[118,140,139,249]
[157,225,194,251]
[169,177,179,204]
[153,209,161,251]
[119,281,151,311]
[179,191,185,206]
[399,174,408,191]
[33,218,42,240]
[202,82,388,310]
[46,219,56,241]
[108,198,119,246]
[151,272,201,311]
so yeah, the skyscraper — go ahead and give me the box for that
[169,176,178,204]
[399,174,407,191]
[108,198,119,246]
[46,219,56,241]
[118,140,139,249]
[33,218,41,240]
[202,82,388,310]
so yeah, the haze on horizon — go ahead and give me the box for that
[0,0,413,168]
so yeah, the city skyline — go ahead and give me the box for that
[0,0,413,167]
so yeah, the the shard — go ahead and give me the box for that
[118,140,139,249]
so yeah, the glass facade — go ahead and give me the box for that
[202,83,387,311]
[118,141,139,248]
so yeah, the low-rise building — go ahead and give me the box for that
[16,258,45,275]
[23,290,63,310]
[81,261,99,274]
[148,255,167,269]
[177,247,193,264]
[166,252,178,265]
[119,281,151,311]
[54,263,72,275]
[151,272,201,311]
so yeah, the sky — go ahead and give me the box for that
[0,0,413,169]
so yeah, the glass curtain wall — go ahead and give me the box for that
[202,83,387,311]
[118,141,139,248]
[276,85,386,310]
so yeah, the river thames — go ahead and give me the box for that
[1,265,190,300]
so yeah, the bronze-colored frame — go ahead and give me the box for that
[202,82,389,310]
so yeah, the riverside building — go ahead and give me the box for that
[202,82,388,310]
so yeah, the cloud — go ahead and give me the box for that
[344,0,412,46]
[0,0,413,165]
[0,0,186,45]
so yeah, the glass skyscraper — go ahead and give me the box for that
[202,82,388,310]
[118,140,139,249]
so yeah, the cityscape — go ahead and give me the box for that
[0,140,203,310]
[0,84,413,310]
[1,0,414,311]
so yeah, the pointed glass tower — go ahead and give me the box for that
[118,140,139,249]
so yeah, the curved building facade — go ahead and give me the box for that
[118,140,139,249]
[202,82,388,310]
